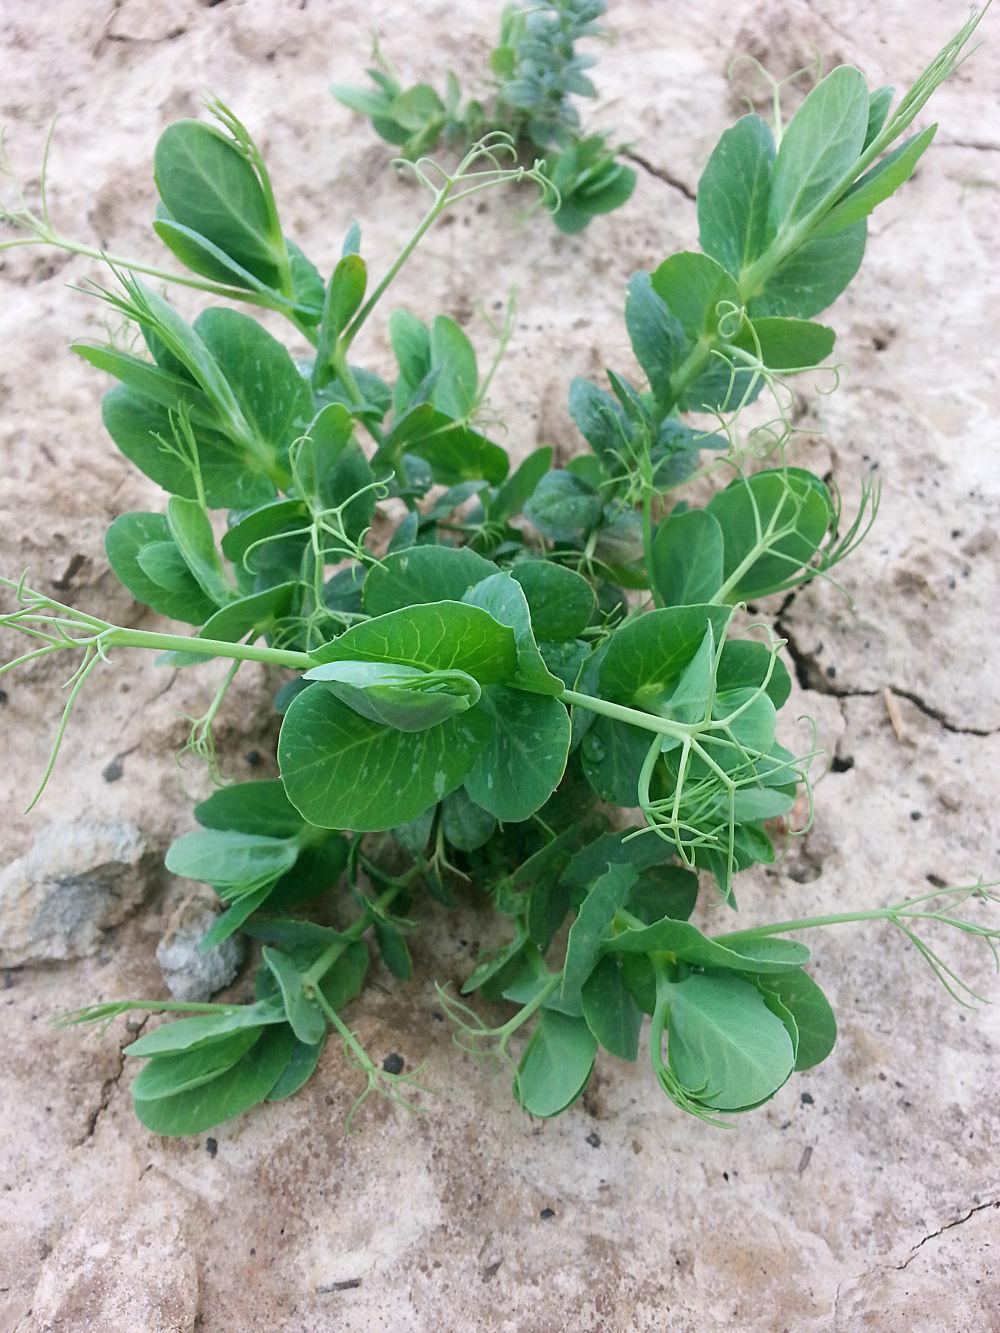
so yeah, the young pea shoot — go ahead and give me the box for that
[0,11,994,1134]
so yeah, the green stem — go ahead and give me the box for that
[17,231,316,340]
[302,882,408,987]
[715,908,895,943]
[562,687,691,741]
[642,487,663,608]
[106,628,313,670]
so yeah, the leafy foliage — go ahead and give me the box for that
[332,1,636,233]
[2,10,995,1137]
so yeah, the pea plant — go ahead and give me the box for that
[332,0,637,232]
[1,12,995,1137]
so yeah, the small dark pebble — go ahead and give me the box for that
[910,810,922,821]
[539,1207,555,1220]
[831,755,854,773]
[800,1092,814,1106]
[382,1053,404,1075]
[585,1132,601,1148]
[102,757,124,783]
[245,750,261,767]
[825,665,836,679]
[205,1137,218,1158]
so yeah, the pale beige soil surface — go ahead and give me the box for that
[1,1,999,1329]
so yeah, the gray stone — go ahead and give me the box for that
[156,887,245,1002]
[0,820,149,967]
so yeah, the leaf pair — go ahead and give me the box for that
[153,108,323,323]
[651,467,836,605]
[166,780,349,944]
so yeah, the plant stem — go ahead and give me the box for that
[106,628,313,670]
[715,908,895,943]
[561,687,691,741]
[302,882,408,988]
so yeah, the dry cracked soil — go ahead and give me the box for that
[1,1,999,1330]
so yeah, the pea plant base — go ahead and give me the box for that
[1,0,1000,1327]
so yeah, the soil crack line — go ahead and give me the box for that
[621,150,696,201]
[775,600,997,737]
[896,1198,1000,1269]
[74,1014,149,1144]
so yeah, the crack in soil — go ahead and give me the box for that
[896,1198,1000,1269]
[775,595,997,737]
[75,1014,149,1145]
[621,150,696,201]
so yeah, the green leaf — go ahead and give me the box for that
[667,972,796,1111]
[373,918,413,980]
[514,1009,597,1117]
[388,83,446,131]
[510,561,596,641]
[105,512,217,625]
[310,600,517,686]
[818,125,936,234]
[262,946,326,1044]
[730,316,835,371]
[385,405,508,485]
[717,639,791,710]
[154,120,280,284]
[165,828,299,888]
[581,955,642,1061]
[706,468,833,600]
[323,253,367,339]
[278,681,490,831]
[625,272,685,396]
[72,343,214,420]
[303,660,482,732]
[524,469,602,542]
[487,446,553,523]
[599,604,732,706]
[604,916,809,973]
[266,1036,325,1101]
[131,1027,262,1101]
[124,1001,284,1057]
[301,403,375,542]
[561,864,638,1006]
[626,864,699,925]
[441,787,497,851]
[219,499,308,573]
[133,1024,297,1135]
[864,85,894,148]
[464,686,571,823]
[651,509,725,608]
[363,545,497,616]
[165,496,231,606]
[194,307,312,457]
[153,215,272,295]
[331,82,395,118]
[578,714,650,805]
[749,221,866,319]
[430,316,478,418]
[101,386,275,511]
[769,66,870,227]
[697,114,776,278]
[463,572,563,695]
[389,309,431,404]
[758,968,837,1071]
[650,251,741,348]
[568,378,629,465]
[195,778,304,838]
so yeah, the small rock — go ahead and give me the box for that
[0,821,150,967]
[156,888,245,1002]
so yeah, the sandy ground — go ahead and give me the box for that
[1,1,999,1329]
